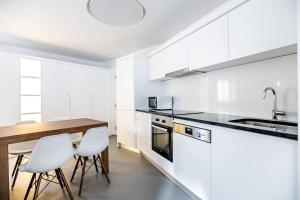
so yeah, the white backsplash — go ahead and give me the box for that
[162,54,297,121]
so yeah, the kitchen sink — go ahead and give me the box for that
[229,118,297,131]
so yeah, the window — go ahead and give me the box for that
[20,58,42,122]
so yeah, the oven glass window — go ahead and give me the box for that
[152,125,172,161]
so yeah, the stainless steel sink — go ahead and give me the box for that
[229,118,297,131]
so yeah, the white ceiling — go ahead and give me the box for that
[0,0,225,62]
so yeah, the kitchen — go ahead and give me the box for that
[0,0,298,199]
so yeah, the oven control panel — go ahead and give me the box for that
[173,123,211,143]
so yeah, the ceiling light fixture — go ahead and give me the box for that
[87,0,146,28]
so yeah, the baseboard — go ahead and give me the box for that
[140,152,201,200]
[118,143,140,153]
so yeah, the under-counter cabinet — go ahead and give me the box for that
[149,39,189,80]
[173,132,211,200]
[189,15,228,70]
[211,126,297,200]
[228,0,296,60]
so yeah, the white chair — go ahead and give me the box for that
[9,120,37,188]
[52,117,82,145]
[19,133,74,200]
[70,127,110,196]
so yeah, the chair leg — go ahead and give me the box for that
[72,144,77,159]
[11,155,21,177]
[93,155,98,174]
[70,157,81,182]
[79,157,87,196]
[33,173,42,200]
[55,169,64,189]
[98,154,110,184]
[12,155,23,188]
[24,173,35,200]
[58,168,74,200]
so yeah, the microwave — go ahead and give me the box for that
[148,96,173,110]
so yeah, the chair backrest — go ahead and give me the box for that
[15,120,36,125]
[77,127,109,157]
[24,134,74,173]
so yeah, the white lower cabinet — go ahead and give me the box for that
[136,112,151,153]
[173,132,211,200]
[211,126,297,200]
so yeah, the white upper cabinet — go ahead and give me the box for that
[149,39,189,80]
[228,0,296,60]
[189,15,229,70]
[42,61,70,121]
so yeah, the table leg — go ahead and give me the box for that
[101,147,109,173]
[0,143,9,200]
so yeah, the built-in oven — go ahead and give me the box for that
[151,114,173,162]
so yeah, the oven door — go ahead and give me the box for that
[152,123,173,162]
[148,97,157,109]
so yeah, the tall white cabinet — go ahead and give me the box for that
[42,61,70,121]
[42,60,114,134]
[116,55,150,148]
[0,51,20,126]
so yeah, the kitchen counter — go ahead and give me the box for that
[136,109,298,140]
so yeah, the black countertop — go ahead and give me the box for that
[136,109,298,140]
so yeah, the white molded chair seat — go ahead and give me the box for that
[9,120,37,155]
[52,117,82,144]
[8,140,37,155]
[19,134,74,173]
[19,134,74,200]
[9,120,37,189]
[76,127,109,157]
[71,127,110,196]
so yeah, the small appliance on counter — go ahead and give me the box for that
[148,96,173,110]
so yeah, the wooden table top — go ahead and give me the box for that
[0,118,108,144]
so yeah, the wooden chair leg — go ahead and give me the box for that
[93,155,98,174]
[98,154,110,183]
[70,157,81,182]
[72,144,77,159]
[33,173,42,200]
[55,169,64,189]
[58,168,74,200]
[79,157,87,196]
[24,173,35,200]
[12,154,23,188]
[11,155,21,177]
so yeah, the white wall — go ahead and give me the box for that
[162,54,297,121]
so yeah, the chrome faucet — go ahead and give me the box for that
[262,87,285,120]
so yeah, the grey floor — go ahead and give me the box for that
[9,136,191,200]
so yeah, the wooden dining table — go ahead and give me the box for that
[0,118,108,200]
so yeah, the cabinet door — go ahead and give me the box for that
[149,39,189,80]
[42,61,70,121]
[228,0,296,59]
[211,127,297,200]
[117,110,136,147]
[189,15,228,70]
[70,65,93,118]
[173,133,211,200]
[116,59,135,110]
[91,68,113,133]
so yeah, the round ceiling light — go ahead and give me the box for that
[87,0,146,27]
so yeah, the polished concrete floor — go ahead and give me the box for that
[9,136,191,200]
